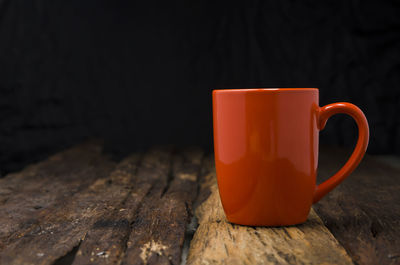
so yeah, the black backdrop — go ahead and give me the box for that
[0,0,399,174]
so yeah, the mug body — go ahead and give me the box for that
[213,88,319,226]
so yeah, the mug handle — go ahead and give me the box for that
[313,102,369,203]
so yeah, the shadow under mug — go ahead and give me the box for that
[213,88,369,226]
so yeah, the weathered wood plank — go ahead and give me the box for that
[5,145,394,265]
[72,147,173,265]
[187,156,354,265]
[314,148,400,265]
[0,144,123,264]
[0,141,115,250]
[71,153,142,265]
[121,148,203,265]
[0,146,204,265]
[0,141,102,206]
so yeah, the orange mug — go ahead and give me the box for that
[213,88,369,226]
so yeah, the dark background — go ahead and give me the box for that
[0,0,399,174]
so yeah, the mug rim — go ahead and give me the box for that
[213,88,318,93]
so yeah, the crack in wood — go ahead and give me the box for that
[161,161,175,198]
[253,229,267,247]
[52,240,82,265]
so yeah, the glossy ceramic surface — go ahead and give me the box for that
[213,88,369,226]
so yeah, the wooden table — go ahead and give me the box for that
[0,141,399,265]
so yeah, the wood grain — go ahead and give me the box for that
[187,156,354,265]
[314,148,400,265]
